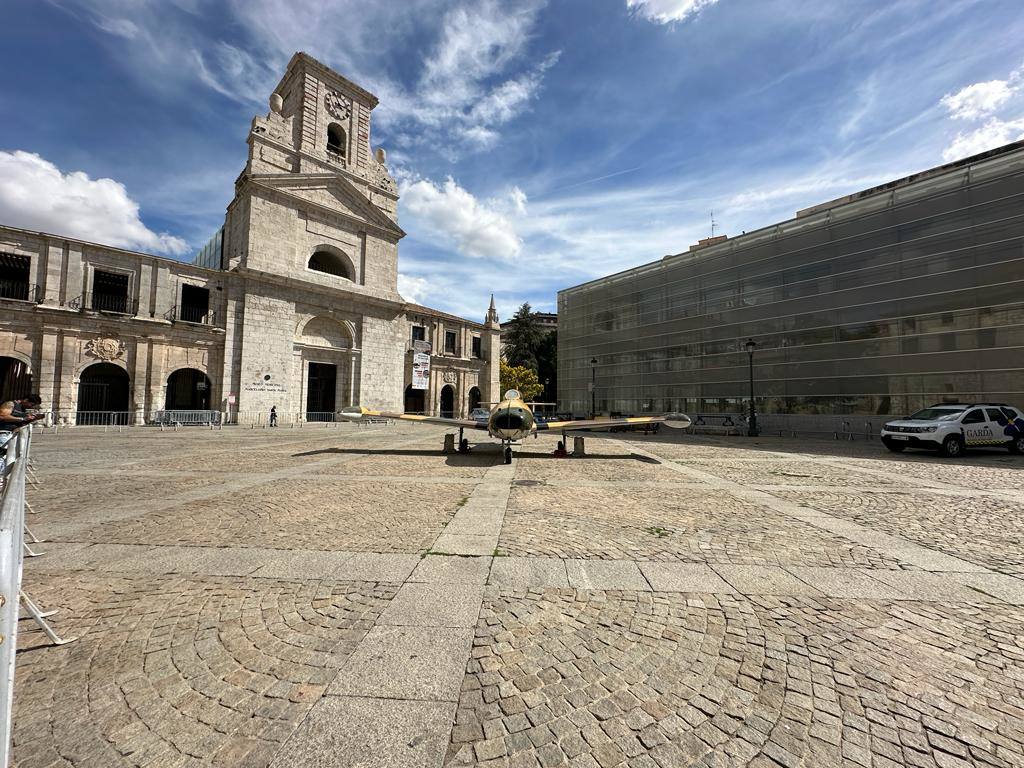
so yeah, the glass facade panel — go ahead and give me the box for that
[558,149,1024,417]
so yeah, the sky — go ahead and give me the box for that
[2,0,1024,323]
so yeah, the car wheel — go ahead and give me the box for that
[884,441,905,453]
[940,435,964,458]
[1010,435,1024,455]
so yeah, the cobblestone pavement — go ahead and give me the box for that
[771,489,1024,577]
[500,485,908,568]
[12,425,1024,767]
[450,590,1024,768]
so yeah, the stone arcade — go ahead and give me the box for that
[0,53,500,423]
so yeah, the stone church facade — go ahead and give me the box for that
[0,53,500,424]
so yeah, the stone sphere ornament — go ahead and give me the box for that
[270,93,284,114]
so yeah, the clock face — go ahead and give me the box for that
[325,90,351,121]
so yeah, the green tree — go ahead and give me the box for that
[502,302,544,370]
[536,330,557,403]
[499,361,543,401]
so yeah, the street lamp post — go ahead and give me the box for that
[590,358,597,419]
[744,339,758,437]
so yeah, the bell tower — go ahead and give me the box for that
[220,52,409,419]
[222,51,403,293]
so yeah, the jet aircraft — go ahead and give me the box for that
[341,389,692,463]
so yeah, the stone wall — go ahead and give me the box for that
[0,54,500,425]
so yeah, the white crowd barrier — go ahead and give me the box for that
[0,427,75,767]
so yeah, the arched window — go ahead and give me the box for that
[327,123,346,159]
[308,250,352,280]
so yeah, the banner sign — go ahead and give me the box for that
[413,340,432,354]
[412,352,431,390]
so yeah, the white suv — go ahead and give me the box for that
[881,403,1024,458]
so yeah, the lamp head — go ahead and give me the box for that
[590,357,598,364]
[744,339,756,353]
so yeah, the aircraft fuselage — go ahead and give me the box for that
[487,395,536,441]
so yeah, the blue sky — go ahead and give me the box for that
[2,0,1023,322]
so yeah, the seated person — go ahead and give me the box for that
[0,394,44,431]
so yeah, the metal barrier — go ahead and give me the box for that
[150,410,222,426]
[60,411,134,428]
[687,414,741,435]
[0,427,75,766]
[38,410,394,431]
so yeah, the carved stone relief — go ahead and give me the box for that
[85,337,125,362]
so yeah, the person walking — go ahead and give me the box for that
[269,406,278,427]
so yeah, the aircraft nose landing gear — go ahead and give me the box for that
[504,446,513,464]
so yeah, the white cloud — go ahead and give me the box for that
[942,118,1024,162]
[401,177,522,260]
[66,0,557,156]
[397,273,430,303]
[0,151,189,255]
[382,1,559,151]
[626,0,718,24]
[941,79,1015,121]
[95,16,139,39]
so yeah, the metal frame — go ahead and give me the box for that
[0,427,75,767]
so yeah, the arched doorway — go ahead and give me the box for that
[306,363,338,422]
[440,385,455,419]
[468,386,481,412]
[165,368,211,410]
[0,357,32,403]
[404,384,425,414]
[77,363,130,425]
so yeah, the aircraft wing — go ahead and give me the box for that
[537,414,692,431]
[340,407,488,430]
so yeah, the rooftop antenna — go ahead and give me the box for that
[710,210,717,238]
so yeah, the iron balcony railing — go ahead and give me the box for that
[0,282,41,303]
[68,293,138,315]
[164,304,217,325]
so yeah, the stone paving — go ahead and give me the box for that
[11,423,1024,767]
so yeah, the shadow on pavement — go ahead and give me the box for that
[615,431,1022,469]
[291,446,503,467]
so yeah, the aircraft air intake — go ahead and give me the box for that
[493,411,529,431]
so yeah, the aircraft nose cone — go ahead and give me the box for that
[493,409,529,432]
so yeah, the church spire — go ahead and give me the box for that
[485,294,500,329]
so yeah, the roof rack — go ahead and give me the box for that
[927,402,1009,408]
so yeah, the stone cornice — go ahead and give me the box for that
[244,175,405,242]
[277,52,380,109]
[233,266,406,315]
[249,132,399,201]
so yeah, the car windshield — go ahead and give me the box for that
[907,407,965,421]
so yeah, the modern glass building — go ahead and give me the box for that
[558,141,1024,423]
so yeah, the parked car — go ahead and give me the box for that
[880,402,1024,457]
[469,408,490,424]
